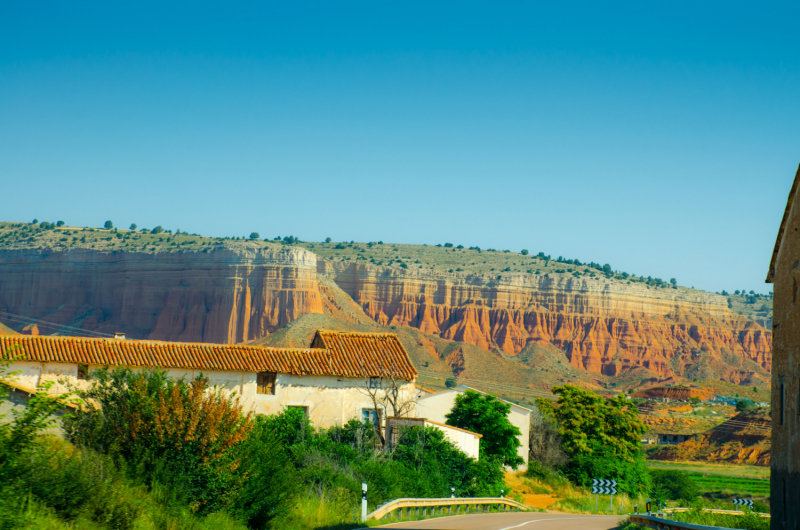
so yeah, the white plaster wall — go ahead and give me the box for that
[417,388,531,465]
[5,361,44,389]
[426,421,480,459]
[3,361,416,430]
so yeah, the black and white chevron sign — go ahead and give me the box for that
[592,479,618,488]
[733,499,753,507]
[591,485,618,495]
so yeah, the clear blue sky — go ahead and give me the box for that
[2,1,798,294]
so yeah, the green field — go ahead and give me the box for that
[647,462,769,499]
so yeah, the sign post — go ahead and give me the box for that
[591,479,617,512]
[361,483,367,522]
[451,487,455,499]
[733,499,753,511]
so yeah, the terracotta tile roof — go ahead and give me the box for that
[310,330,418,381]
[767,162,800,283]
[0,334,403,378]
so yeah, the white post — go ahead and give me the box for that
[500,489,504,499]
[451,487,455,498]
[361,483,367,522]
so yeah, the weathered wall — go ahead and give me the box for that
[319,261,772,379]
[0,245,324,343]
[770,174,800,530]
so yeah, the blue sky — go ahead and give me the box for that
[2,1,798,294]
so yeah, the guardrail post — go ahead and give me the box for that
[361,483,367,522]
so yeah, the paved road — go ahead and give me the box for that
[373,512,622,530]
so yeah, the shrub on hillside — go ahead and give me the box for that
[650,469,698,503]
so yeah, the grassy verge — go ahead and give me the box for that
[645,462,769,501]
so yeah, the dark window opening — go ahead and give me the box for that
[257,372,277,395]
[369,377,380,389]
[362,408,381,429]
[77,364,88,380]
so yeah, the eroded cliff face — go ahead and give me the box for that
[0,245,323,343]
[317,261,772,380]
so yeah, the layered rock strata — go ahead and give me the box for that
[318,261,772,379]
[0,245,323,343]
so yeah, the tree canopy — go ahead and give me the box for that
[445,389,523,469]
[536,384,649,495]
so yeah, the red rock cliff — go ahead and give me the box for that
[317,261,772,380]
[0,245,323,343]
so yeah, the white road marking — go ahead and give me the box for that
[498,516,616,530]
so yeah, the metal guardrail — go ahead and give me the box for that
[630,514,740,530]
[367,496,528,520]
[664,507,770,518]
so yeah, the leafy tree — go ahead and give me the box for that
[521,249,529,255]
[444,377,457,388]
[536,385,649,495]
[32,219,38,224]
[446,389,523,469]
[735,399,755,412]
[670,278,677,285]
[325,237,331,243]
[735,290,740,294]
[249,232,260,240]
[754,387,758,393]
[56,220,65,227]
[104,221,113,229]
[443,243,453,247]
[151,226,163,234]
[650,469,698,503]
[129,223,137,230]
[602,264,612,274]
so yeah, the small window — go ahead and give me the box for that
[287,405,308,417]
[362,408,380,429]
[369,377,380,389]
[257,372,277,395]
[77,364,89,380]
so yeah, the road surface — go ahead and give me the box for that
[373,512,622,530]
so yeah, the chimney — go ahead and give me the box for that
[114,332,126,340]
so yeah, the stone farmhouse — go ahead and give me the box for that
[767,162,800,530]
[0,329,485,458]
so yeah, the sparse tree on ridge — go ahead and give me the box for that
[249,232,259,240]
[56,221,65,227]
[129,223,137,230]
[325,237,331,243]
[104,221,113,229]
[521,249,529,255]
[670,278,677,285]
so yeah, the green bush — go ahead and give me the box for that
[64,368,297,525]
[649,469,698,503]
